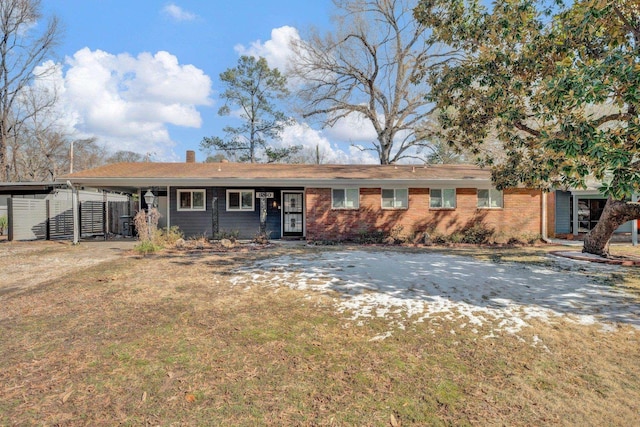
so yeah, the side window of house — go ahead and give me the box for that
[382,188,408,209]
[332,188,359,209]
[430,188,456,209]
[477,189,503,208]
[226,190,255,211]
[177,190,206,211]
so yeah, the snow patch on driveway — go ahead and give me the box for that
[229,250,640,337]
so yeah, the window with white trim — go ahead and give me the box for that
[430,188,456,208]
[177,190,206,211]
[226,189,254,211]
[332,188,359,209]
[477,189,503,208]
[382,188,408,209]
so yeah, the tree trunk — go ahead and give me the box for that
[583,197,640,257]
[379,133,393,165]
[0,130,7,181]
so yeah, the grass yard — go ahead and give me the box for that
[1,242,639,426]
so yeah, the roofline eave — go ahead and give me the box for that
[56,177,496,189]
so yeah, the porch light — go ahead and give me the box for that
[144,189,155,209]
[144,189,155,241]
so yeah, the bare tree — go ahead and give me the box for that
[7,81,68,181]
[288,144,328,164]
[10,129,67,181]
[68,137,104,173]
[290,0,460,164]
[105,150,145,164]
[0,0,61,181]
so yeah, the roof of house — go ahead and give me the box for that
[58,162,495,191]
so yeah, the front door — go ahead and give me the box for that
[282,192,303,237]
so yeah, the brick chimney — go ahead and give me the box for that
[186,150,196,163]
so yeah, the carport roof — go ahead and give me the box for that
[0,181,64,194]
[57,162,494,190]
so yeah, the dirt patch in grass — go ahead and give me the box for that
[0,239,136,294]
[1,243,639,425]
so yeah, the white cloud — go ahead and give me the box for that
[41,48,212,159]
[347,144,378,164]
[161,3,197,22]
[276,122,377,164]
[234,26,300,73]
[322,111,380,144]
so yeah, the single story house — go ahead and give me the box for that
[58,152,548,242]
[57,153,640,243]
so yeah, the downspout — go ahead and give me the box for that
[541,191,551,243]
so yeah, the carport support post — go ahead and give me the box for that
[7,198,13,241]
[259,196,267,236]
[72,185,80,245]
[103,190,108,240]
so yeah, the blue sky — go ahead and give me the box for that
[39,1,379,163]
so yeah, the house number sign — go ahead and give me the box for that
[256,192,274,198]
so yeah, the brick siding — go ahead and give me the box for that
[305,187,542,241]
[546,191,556,238]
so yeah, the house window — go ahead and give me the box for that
[382,188,408,209]
[478,189,503,208]
[430,188,456,208]
[226,189,254,211]
[572,198,607,232]
[177,190,206,211]
[332,188,359,209]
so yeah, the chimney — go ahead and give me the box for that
[186,150,196,163]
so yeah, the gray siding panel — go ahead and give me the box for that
[555,190,571,234]
[169,187,288,239]
[216,188,283,239]
[265,198,281,239]
[170,187,216,238]
[216,191,259,239]
[616,221,633,233]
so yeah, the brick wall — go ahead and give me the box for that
[305,187,542,241]
[546,191,556,238]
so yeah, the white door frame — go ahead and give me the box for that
[281,190,304,238]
